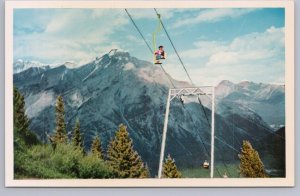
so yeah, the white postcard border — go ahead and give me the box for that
[5,0,295,187]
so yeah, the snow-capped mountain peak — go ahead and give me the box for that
[13,59,49,74]
[63,62,78,69]
[215,80,285,126]
[215,80,236,98]
[13,59,81,74]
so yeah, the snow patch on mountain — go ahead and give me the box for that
[254,84,284,100]
[64,62,78,69]
[82,58,111,82]
[60,69,68,80]
[69,91,84,108]
[25,91,55,118]
[123,63,135,71]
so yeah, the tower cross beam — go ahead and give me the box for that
[170,87,212,101]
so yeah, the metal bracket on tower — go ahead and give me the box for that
[158,86,215,179]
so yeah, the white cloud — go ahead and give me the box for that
[126,35,144,45]
[163,26,285,86]
[45,13,73,33]
[272,76,285,84]
[14,9,129,65]
[179,40,226,59]
[173,8,257,28]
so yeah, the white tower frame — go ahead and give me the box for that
[158,86,215,179]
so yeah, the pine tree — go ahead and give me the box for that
[107,124,149,178]
[162,154,182,178]
[13,86,39,148]
[72,119,83,150]
[91,135,103,159]
[239,140,267,178]
[53,95,67,144]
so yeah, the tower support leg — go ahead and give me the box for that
[158,89,171,178]
[210,86,215,178]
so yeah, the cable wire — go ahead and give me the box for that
[125,9,153,54]
[154,8,194,86]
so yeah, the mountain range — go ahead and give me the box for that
[13,51,285,176]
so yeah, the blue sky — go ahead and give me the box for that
[13,8,285,85]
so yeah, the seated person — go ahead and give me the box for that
[154,45,166,64]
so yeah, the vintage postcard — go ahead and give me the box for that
[5,0,294,187]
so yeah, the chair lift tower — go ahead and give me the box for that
[158,86,215,179]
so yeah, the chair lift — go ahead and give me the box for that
[153,14,167,65]
[180,95,185,105]
[203,160,210,169]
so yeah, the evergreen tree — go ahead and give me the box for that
[91,135,103,159]
[107,124,149,178]
[13,86,39,148]
[53,95,67,144]
[239,140,267,178]
[72,119,83,150]
[162,154,182,178]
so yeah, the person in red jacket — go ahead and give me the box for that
[154,45,166,64]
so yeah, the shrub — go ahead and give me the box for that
[15,145,71,179]
[14,144,114,179]
[49,144,83,177]
[78,155,113,178]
